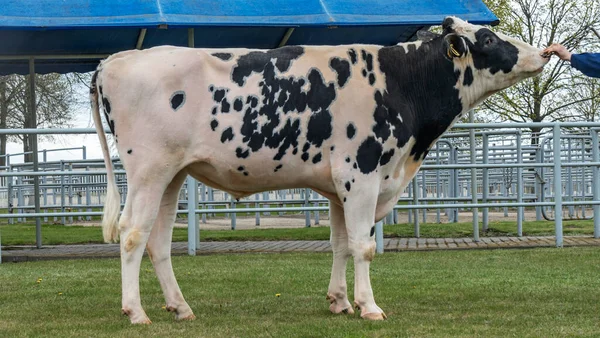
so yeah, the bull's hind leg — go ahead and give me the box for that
[146,171,195,321]
[119,167,176,324]
[343,187,386,320]
[327,202,354,315]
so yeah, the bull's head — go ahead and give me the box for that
[419,16,549,106]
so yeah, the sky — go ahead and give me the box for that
[5,97,105,164]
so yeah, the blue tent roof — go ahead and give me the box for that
[0,0,498,74]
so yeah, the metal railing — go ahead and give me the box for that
[2,122,600,262]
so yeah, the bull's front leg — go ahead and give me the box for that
[343,188,387,321]
[327,202,354,315]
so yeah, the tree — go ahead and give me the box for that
[480,0,600,144]
[0,73,81,164]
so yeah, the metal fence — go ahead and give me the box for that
[2,122,600,260]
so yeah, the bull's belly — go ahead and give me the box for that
[184,159,338,201]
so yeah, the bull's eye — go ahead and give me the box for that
[485,37,494,46]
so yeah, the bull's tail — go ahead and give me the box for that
[90,70,121,243]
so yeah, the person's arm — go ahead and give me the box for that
[570,53,600,78]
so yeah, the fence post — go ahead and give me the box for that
[412,176,419,238]
[452,147,459,223]
[592,130,600,238]
[553,124,563,247]
[516,131,523,237]
[313,190,320,225]
[567,138,574,218]
[535,147,543,221]
[469,110,479,242]
[421,171,427,223]
[304,188,311,227]
[435,142,441,224]
[200,183,206,224]
[231,195,237,230]
[186,176,197,256]
[7,161,13,225]
[255,193,260,226]
[482,133,489,231]
[86,167,92,221]
[68,163,73,224]
[375,221,384,254]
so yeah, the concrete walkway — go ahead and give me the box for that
[3,236,600,262]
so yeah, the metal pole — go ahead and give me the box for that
[188,28,195,48]
[312,190,320,225]
[535,148,542,221]
[592,130,600,238]
[186,176,197,256]
[553,125,563,247]
[453,147,459,222]
[482,133,489,231]
[516,131,523,236]
[412,176,419,237]
[231,196,237,230]
[421,171,427,223]
[255,193,260,226]
[580,139,586,218]
[200,183,206,224]
[29,58,42,248]
[435,143,441,223]
[567,138,574,218]
[469,110,479,242]
[375,221,384,254]
[304,188,311,227]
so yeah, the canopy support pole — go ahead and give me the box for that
[278,28,295,47]
[28,58,41,248]
[136,29,147,49]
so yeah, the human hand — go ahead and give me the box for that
[542,44,572,61]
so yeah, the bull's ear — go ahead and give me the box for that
[443,33,467,60]
[416,30,440,42]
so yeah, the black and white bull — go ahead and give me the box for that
[91,17,549,323]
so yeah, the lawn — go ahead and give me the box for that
[1,248,600,337]
[0,219,596,246]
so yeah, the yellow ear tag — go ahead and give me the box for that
[450,44,461,57]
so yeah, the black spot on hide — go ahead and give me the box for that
[379,149,395,166]
[329,57,351,87]
[348,49,358,64]
[221,127,234,143]
[312,153,322,164]
[210,119,219,131]
[356,136,383,174]
[170,91,185,111]
[212,53,233,61]
[463,66,474,86]
[347,123,356,139]
[231,46,304,86]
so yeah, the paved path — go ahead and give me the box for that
[3,236,600,262]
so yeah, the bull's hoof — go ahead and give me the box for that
[177,313,196,321]
[122,308,152,324]
[327,294,354,315]
[353,301,387,320]
[166,305,196,321]
[361,312,387,321]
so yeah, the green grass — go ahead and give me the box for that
[0,219,595,246]
[1,248,600,337]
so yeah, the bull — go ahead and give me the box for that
[91,17,549,323]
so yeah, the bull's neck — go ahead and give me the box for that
[377,41,476,160]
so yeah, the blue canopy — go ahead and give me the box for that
[0,0,498,74]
